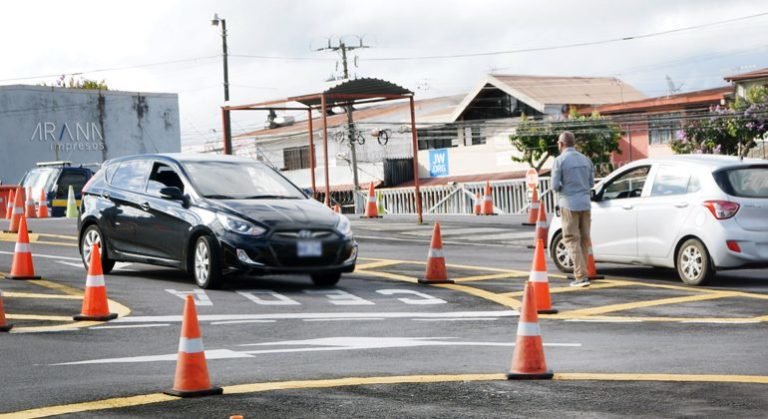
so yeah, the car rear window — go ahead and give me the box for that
[713,166,768,198]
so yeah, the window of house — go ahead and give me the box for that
[417,128,454,150]
[283,145,313,171]
[649,112,683,145]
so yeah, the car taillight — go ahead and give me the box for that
[702,200,740,220]
[726,240,742,253]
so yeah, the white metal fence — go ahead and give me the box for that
[354,177,556,215]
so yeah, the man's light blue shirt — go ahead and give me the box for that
[551,147,594,211]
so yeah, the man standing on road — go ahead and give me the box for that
[551,131,595,287]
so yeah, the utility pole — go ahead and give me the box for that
[211,13,232,155]
[317,38,369,213]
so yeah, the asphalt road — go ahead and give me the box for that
[0,215,767,418]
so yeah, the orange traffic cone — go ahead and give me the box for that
[473,192,481,215]
[529,239,557,314]
[9,188,24,233]
[522,186,540,226]
[9,215,41,280]
[5,189,13,220]
[73,244,117,321]
[0,290,13,332]
[507,281,553,380]
[25,188,36,219]
[37,189,49,218]
[586,238,604,280]
[481,181,495,215]
[165,295,223,398]
[362,183,381,218]
[0,191,6,219]
[527,203,549,249]
[419,222,453,284]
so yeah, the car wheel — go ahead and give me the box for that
[80,225,115,274]
[550,232,574,274]
[676,238,715,286]
[311,271,341,287]
[193,235,222,289]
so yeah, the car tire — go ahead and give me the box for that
[80,225,115,274]
[192,235,222,289]
[550,231,574,274]
[311,271,341,287]
[676,238,715,286]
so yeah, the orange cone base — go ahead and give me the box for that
[417,277,454,284]
[521,222,535,226]
[537,308,559,314]
[360,215,382,219]
[506,370,553,380]
[164,386,223,398]
[526,244,547,249]
[478,213,497,216]
[73,312,118,321]
[0,324,13,332]
[8,274,41,280]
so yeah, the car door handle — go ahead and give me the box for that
[140,202,151,211]
[622,204,633,210]
[674,202,689,208]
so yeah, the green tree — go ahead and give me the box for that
[672,85,767,157]
[509,111,622,175]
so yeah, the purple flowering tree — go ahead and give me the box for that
[672,86,767,157]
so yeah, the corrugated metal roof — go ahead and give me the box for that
[491,74,646,106]
[724,67,768,82]
[584,86,732,115]
[293,78,413,107]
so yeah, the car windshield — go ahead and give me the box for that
[21,168,56,191]
[714,166,768,198]
[183,161,305,199]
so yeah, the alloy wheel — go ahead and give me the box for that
[194,240,210,285]
[680,245,703,281]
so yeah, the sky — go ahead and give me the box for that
[2,0,767,149]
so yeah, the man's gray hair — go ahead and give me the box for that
[558,131,576,147]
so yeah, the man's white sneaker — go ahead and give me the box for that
[569,278,590,287]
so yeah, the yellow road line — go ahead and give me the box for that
[555,315,765,323]
[32,240,79,248]
[452,272,525,283]
[355,260,404,270]
[435,283,522,310]
[500,280,634,297]
[36,233,78,241]
[4,372,768,418]
[7,314,74,321]
[356,269,417,284]
[556,292,740,317]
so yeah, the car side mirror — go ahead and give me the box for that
[590,189,600,202]
[160,186,185,201]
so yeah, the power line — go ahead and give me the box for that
[365,11,768,61]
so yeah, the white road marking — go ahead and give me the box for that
[413,318,498,321]
[91,324,171,330]
[303,318,385,322]
[237,290,300,306]
[165,289,213,306]
[565,319,645,323]
[211,320,277,325]
[376,289,447,305]
[52,337,581,365]
[0,250,81,261]
[303,290,375,306]
[112,310,519,323]
[57,261,85,269]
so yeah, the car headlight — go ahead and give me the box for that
[336,215,352,236]
[216,213,266,236]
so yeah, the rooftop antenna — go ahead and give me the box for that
[665,75,684,97]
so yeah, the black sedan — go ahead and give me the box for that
[77,153,357,289]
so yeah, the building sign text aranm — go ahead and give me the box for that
[30,121,105,152]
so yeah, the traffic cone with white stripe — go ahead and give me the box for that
[586,238,604,280]
[8,215,40,280]
[473,192,481,215]
[0,290,13,332]
[527,202,549,249]
[507,281,553,380]
[165,295,223,398]
[66,185,78,218]
[8,188,24,233]
[362,183,381,218]
[481,181,495,215]
[25,188,36,219]
[73,244,117,321]
[529,239,557,314]
[5,189,13,220]
[37,189,49,218]
[419,222,453,284]
[522,186,540,226]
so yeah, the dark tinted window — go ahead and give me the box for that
[184,160,304,199]
[714,166,768,198]
[110,160,151,193]
[147,162,184,196]
[55,171,89,199]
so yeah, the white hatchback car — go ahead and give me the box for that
[548,155,768,285]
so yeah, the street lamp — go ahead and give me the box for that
[211,13,232,155]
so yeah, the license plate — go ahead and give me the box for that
[297,240,322,257]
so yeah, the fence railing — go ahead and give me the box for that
[347,177,556,216]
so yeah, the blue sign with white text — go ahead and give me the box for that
[429,149,449,177]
